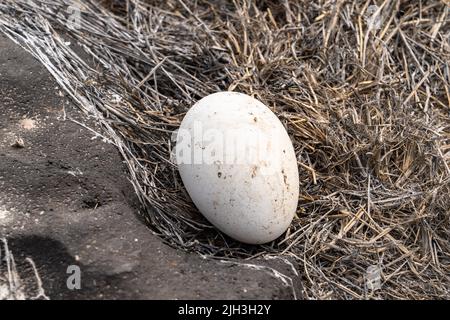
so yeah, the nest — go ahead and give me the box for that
[1,0,449,299]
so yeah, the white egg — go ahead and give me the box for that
[176,92,299,244]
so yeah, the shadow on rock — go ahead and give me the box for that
[6,235,132,300]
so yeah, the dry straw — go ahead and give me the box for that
[0,0,449,299]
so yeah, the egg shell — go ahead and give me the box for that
[176,92,299,244]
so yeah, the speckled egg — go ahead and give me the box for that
[176,92,299,244]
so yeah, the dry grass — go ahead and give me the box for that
[0,0,449,299]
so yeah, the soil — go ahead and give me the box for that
[0,33,300,299]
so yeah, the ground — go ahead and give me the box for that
[0,34,299,299]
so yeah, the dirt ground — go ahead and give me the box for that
[0,33,300,299]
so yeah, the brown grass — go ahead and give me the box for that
[1,0,449,299]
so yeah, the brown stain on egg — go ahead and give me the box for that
[251,165,258,178]
[282,169,289,191]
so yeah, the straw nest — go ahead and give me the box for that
[1,0,449,299]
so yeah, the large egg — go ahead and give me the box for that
[176,92,299,244]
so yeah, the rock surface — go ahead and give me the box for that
[0,34,299,299]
